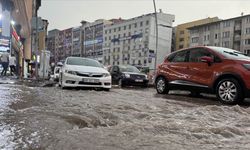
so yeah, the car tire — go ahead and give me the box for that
[155,77,169,94]
[216,78,243,105]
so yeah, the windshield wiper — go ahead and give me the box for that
[223,51,238,56]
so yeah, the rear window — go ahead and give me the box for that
[209,46,250,60]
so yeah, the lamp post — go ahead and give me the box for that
[153,0,158,72]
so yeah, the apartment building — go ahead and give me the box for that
[81,19,112,62]
[72,26,81,56]
[188,14,250,55]
[175,17,220,50]
[103,12,175,69]
[47,29,59,62]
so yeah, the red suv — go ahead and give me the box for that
[155,46,250,104]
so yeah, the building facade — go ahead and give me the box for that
[81,19,112,62]
[72,26,81,56]
[103,12,175,69]
[175,17,220,50]
[189,15,250,55]
[47,29,59,62]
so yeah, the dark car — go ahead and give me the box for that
[109,65,149,87]
[155,46,250,104]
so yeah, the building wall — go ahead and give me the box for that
[175,17,220,50]
[103,13,174,69]
[72,26,81,56]
[189,15,250,54]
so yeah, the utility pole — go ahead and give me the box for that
[153,0,158,72]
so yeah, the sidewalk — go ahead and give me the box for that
[0,76,18,84]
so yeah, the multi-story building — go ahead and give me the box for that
[175,17,220,50]
[188,14,250,55]
[72,26,81,56]
[56,28,72,62]
[103,12,175,69]
[47,29,59,62]
[81,19,112,62]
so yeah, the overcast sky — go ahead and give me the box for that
[39,0,250,31]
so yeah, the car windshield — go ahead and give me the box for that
[208,46,250,60]
[66,57,101,67]
[119,65,140,73]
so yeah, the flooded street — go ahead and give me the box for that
[1,84,250,150]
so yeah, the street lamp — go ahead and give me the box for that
[11,20,15,25]
[153,0,158,72]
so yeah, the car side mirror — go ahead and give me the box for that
[200,56,213,65]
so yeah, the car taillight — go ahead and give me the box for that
[242,64,250,70]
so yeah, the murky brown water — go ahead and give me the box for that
[1,84,250,150]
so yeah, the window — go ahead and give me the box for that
[189,48,212,62]
[222,41,230,47]
[118,27,121,31]
[247,17,250,23]
[134,23,137,28]
[109,36,111,40]
[114,28,116,32]
[179,38,184,42]
[146,20,149,25]
[204,35,206,41]
[105,30,107,34]
[180,30,184,34]
[191,37,199,43]
[245,39,250,45]
[140,21,143,27]
[171,50,188,62]
[222,31,230,38]
[215,34,218,39]
[129,25,131,29]
[124,26,126,30]
[223,21,230,27]
[246,28,250,34]
[245,50,250,56]
[179,45,184,49]
[109,29,111,33]
[123,33,126,37]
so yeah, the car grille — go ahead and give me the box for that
[130,74,145,79]
[78,81,102,85]
[76,72,103,78]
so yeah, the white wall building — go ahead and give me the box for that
[103,12,175,69]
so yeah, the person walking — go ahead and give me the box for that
[9,55,16,76]
[0,50,10,76]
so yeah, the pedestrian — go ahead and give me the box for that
[9,55,16,76]
[0,50,10,76]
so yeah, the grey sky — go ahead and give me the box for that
[39,0,250,31]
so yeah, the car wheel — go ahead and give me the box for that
[216,78,243,104]
[155,77,169,94]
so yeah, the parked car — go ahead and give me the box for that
[109,65,149,87]
[59,57,111,91]
[155,46,250,104]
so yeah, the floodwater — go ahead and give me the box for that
[1,84,250,150]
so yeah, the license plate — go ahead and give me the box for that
[83,78,99,83]
[135,79,143,82]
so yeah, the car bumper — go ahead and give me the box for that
[62,73,112,89]
[122,78,149,86]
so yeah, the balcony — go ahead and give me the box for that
[234,25,242,31]
[234,35,241,41]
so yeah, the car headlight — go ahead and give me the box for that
[145,75,148,79]
[103,73,111,77]
[65,70,77,75]
[243,64,250,70]
[124,73,130,78]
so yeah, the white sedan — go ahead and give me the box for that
[59,57,111,91]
